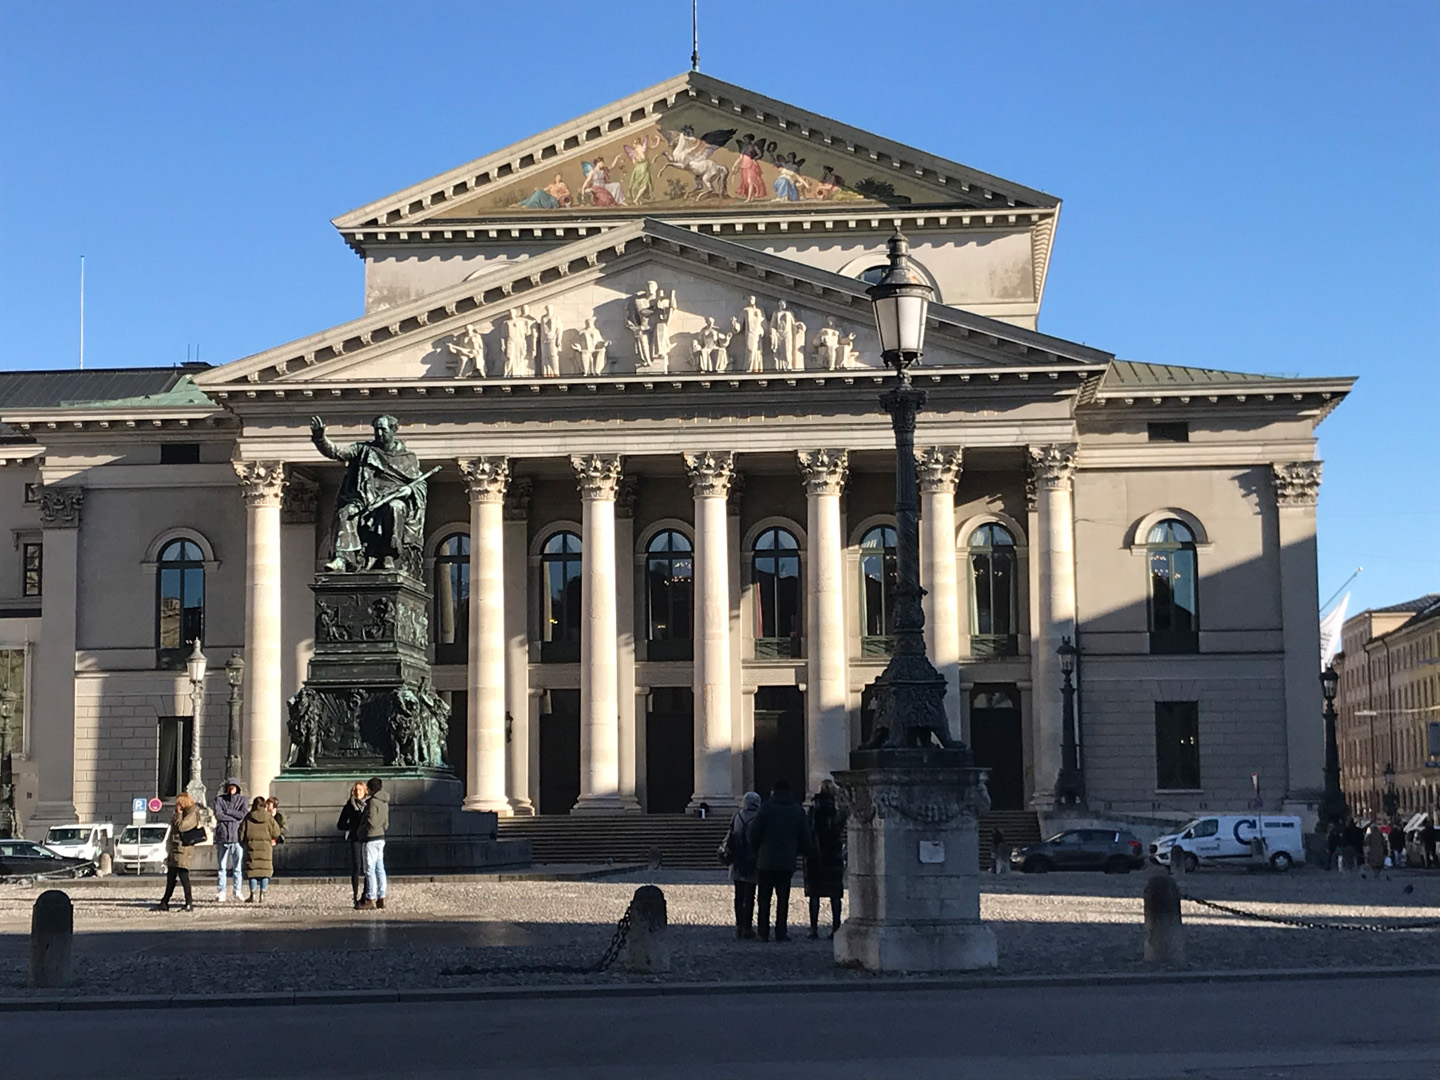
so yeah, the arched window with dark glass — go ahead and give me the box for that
[1148,520,1199,654]
[646,529,693,661]
[752,527,801,658]
[433,533,469,664]
[157,539,204,669]
[859,525,897,657]
[969,523,1018,657]
[541,531,583,663]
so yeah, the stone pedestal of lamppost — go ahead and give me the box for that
[832,232,996,974]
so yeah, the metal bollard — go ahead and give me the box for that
[29,890,74,989]
[97,852,113,877]
[1143,874,1185,967]
[626,885,670,974]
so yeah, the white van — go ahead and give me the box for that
[43,822,114,862]
[1151,814,1304,872]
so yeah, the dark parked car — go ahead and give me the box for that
[0,839,97,881]
[1009,829,1145,874]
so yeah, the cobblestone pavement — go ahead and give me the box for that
[1,866,1436,998]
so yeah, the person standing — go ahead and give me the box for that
[156,792,201,912]
[265,797,287,844]
[1364,824,1387,874]
[726,791,761,939]
[1343,818,1365,871]
[747,779,815,942]
[337,781,370,908]
[1389,821,1408,869]
[212,778,246,902]
[1422,814,1438,869]
[804,782,846,939]
[239,797,281,902]
[358,775,390,910]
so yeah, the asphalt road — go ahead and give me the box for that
[3,975,1435,1079]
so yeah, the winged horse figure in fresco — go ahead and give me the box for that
[657,125,737,200]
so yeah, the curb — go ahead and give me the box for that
[4,864,648,889]
[2,964,1437,1013]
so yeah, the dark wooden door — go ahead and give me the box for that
[970,684,1024,811]
[753,686,806,800]
[444,691,468,788]
[645,687,694,814]
[538,689,580,815]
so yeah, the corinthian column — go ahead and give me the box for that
[685,451,736,809]
[234,460,286,797]
[458,457,510,814]
[798,449,849,795]
[571,454,625,813]
[1028,444,1077,810]
[918,447,964,740]
[1273,461,1325,808]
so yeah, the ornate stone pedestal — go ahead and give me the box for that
[833,748,997,973]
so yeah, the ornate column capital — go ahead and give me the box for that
[684,451,735,498]
[571,453,623,501]
[232,459,286,508]
[458,456,510,504]
[916,447,963,495]
[1028,444,1077,492]
[503,477,533,521]
[1273,461,1322,507]
[38,486,84,529]
[615,476,640,520]
[797,449,849,497]
[281,470,318,525]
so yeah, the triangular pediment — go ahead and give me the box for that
[332,73,1058,232]
[194,221,1108,393]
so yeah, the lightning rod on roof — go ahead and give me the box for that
[691,0,699,72]
[78,255,85,371]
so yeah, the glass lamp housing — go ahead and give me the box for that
[186,639,208,686]
[1057,636,1077,676]
[866,231,933,362]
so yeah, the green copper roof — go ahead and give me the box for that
[1102,361,1289,388]
[62,375,214,409]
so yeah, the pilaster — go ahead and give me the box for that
[798,449,850,795]
[1273,461,1325,811]
[503,479,534,814]
[614,477,641,811]
[1028,444,1077,811]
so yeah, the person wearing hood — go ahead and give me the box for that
[746,779,816,942]
[212,778,247,903]
[239,796,281,902]
[336,781,370,908]
[803,781,847,939]
[726,791,762,939]
[358,775,390,910]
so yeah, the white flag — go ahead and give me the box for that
[1320,592,1350,669]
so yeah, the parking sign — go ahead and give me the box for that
[131,797,147,825]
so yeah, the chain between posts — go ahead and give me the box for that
[1181,892,1440,933]
[439,902,632,978]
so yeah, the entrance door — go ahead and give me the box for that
[538,689,580,815]
[444,691,467,789]
[970,684,1024,811]
[753,686,806,799]
[645,687,694,813]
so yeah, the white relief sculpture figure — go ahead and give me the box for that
[627,281,676,373]
[538,305,564,377]
[572,318,611,377]
[792,319,807,372]
[498,305,539,378]
[814,317,857,372]
[740,295,766,373]
[446,323,487,378]
[690,316,737,374]
[769,300,804,371]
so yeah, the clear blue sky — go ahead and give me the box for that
[2,1,1436,616]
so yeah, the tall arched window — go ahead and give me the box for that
[157,539,204,669]
[752,527,800,658]
[646,529,693,661]
[1148,519,1199,654]
[541,531,583,663]
[860,525,898,657]
[433,533,469,665]
[969,523,1018,657]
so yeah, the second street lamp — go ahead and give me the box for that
[1318,664,1349,828]
[1054,637,1084,805]
[185,639,209,808]
[224,651,245,784]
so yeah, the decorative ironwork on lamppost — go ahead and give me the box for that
[1382,762,1399,821]
[1054,637,1084,805]
[859,231,963,754]
[1318,664,1349,828]
[224,651,245,784]
[0,686,16,838]
[184,639,209,808]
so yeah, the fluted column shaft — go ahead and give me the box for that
[918,448,964,740]
[686,451,735,808]
[459,457,510,814]
[235,461,286,797]
[503,480,534,814]
[799,450,849,795]
[1029,445,1077,810]
[572,454,624,812]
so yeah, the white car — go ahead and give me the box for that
[43,822,114,862]
[1151,814,1305,872]
[114,824,171,874]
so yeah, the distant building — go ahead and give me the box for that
[1335,595,1440,819]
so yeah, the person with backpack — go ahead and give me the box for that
[747,779,816,942]
[723,791,761,939]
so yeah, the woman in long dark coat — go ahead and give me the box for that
[239,797,281,902]
[803,782,847,939]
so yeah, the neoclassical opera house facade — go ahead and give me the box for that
[0,73,1351,833]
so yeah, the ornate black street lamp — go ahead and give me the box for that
[0,687,16,838]
[1318,664,1349,828]
[1054,637,1084,805]
[860,232,961,752]
[224,651,245,784]
[1383,762,1399,821]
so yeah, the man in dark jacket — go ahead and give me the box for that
[358,776,390,910]
[212,778,247,902]
[746,779,815,941]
